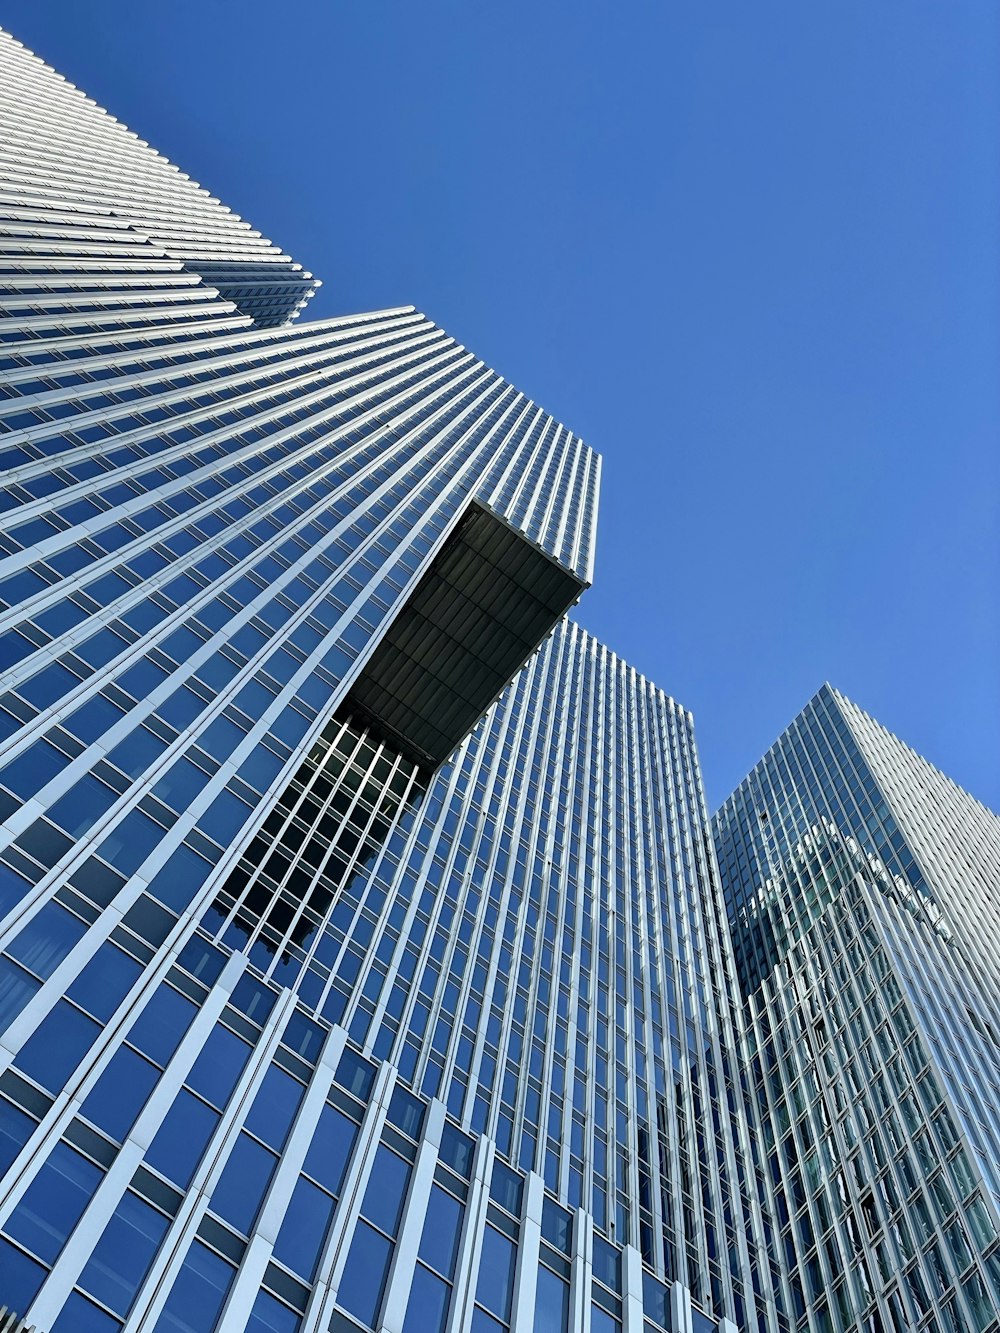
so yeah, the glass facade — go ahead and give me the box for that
[5,23,996,1333]
[714,685,1000,1333]
[0,25,772,1333]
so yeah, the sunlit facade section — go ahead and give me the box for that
[714,685,1000,1333]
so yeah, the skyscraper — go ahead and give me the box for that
[0,27,774,1333]
[714,685,1000,1333]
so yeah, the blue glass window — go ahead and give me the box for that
[402,1265,451,1333]
[535,1266,570,1332]
[0,956,42,1033]
[78,1044,159,1144]
[153,1240,235,1333]
[51,1290,122,1333]
[302,1103,358,1195]
[470,1311,505,1333]
[243,1065,303,1149]
[0,738,65,800]
[362,1145,410,1236]
[145,844,214,913]
[7,901,86,979]
[145,1091,219,1189]
[128,983,197,1066]
[590,1306,621,1333]
[186,1024,252,1108]
[335,1047,376,1100]
[209,1132,277,1235]
[0,1237,47,1319]
[68,943,143,1021]
[418,1186,463,1279]
[98,811,164,876]
[0,863,32,921]
[6,1141,102,1263]
[47,775,119,840]
[246,1289,301,1333]
[0,1097,35,1177]
[78,1190,168,1316]
[475,1226,516,1322]
[272,1176,335,1280]
[15,999,100,1092]
[336,1220,393,1328]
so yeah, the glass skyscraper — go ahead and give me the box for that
[714,685,1000,1333]
[0,28,779,1333]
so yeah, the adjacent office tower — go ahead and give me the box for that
[0,29,775,1333]
[714,685,1000,1333]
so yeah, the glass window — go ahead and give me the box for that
[50,1290,121,1333]
[335,1048,376,1100]
[337,1220,393,1327]
[535,1266,570,1332]
[0,956,41,1032]
[0,1237,47,1320]
[402,1264,451,1333]
[128,983,197,1066]
[209,1133,277,1235]
[0,863,32,921]
[153,1240,235,1333]
[145,1090,219,1189]
[246,1289,301,1333]
[272,1177,336,1281]
[302,1103,357,1195]
[0,1097,35,1177]
[470,1311,506,1333]
[81,1045,161,1142]
[186,1025,252,1108]
[362,1145,410,1236]
[418,1186,463,1279]
[68,943,143,1021]
[488,1162,522,1217]
[78,1190,168,1316]
[475,1226,516,1323]
[6,1141,102,1263]
[243,1066,303,1149]
[15,999,100,1093]
[7,901,86,979]
[591,1307,621,1333]
[146,845,214,913]
[541,1198,572,1253]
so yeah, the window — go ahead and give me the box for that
[144,1090,219,1189]
[153,1240,236,1333]
[335,1143,412,1328]
[76,1189,169,1317]
[5,1141,102,1264]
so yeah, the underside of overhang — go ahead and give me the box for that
[338,501,587,767]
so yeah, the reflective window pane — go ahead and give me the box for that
[145,1091,219,1188]
[209,1133,277,1235]
[475,1226,516,1322]
[302,1103,357,1196]
[78,1190,168,1316]
[153,1240,235,1333]
[337,1220,393,1327]
[6,1142,102,1263]
[361,1145,410,1237]
[402,1264,450,1333]
[535,1265,570,1332]
[272,1176,336,1281]
[418,1186,463,1279]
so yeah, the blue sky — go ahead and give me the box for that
[5,1,997,811]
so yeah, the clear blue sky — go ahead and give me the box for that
[5,1,998,811]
